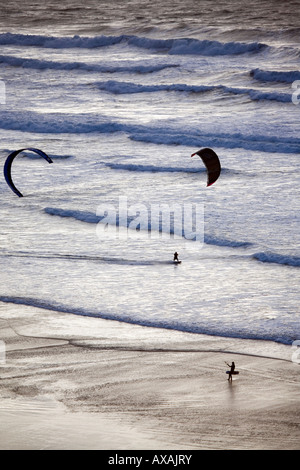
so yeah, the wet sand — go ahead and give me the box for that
[0,303,299,450]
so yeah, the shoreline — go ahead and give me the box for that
[0,302,299,450]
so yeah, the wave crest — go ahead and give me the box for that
[0,54,176,74]
[96,79,292,103]
[0,32,267,56]
[251,68,300,84]
[1,110,300,154]
[253,252,300,267]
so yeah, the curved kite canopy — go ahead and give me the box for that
[4,148,53,197]
[191,147,221,186]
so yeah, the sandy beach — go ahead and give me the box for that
[0,302,299,451]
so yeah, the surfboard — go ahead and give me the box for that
[173,260,181,264]
[226,371,239,375]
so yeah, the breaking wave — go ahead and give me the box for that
[253,252,300,267]
[1,110,300,153]
[0,295,293,345]
[96,80,215,94]
[128,128,300,154]
[0,54,176,74]
[251,68,300,83]
[127,36,267,56]
[44,207,252,249]
[96,79,292,103]
[104,162,204,173]
[0,32,267,56]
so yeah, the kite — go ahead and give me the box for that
[191,148,221,186]
[4,148,53,197]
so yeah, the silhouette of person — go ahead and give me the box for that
[226,361,235,381]
[173,252,179,261]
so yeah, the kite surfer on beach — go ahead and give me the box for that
[226,361,236,381]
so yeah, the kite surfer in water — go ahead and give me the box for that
[173,252,179,262]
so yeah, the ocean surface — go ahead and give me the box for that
[0,0,299,347]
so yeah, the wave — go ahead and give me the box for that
[128,128,300,154]
[45,207,100,224]
[1,148,74,160]
[127,36,267,56]
[251,68,300,84]
[104,163,242,180]
[221,85,291,103]
[253,252,300,267]
[0,32,125,48]
[0,110,118,134]
[103,164,254,185]
[0,54,176,74]
[96,80,215,95]
[44,206,251,249]
[0,32,267,56]
[45,206,190,239]
[23,151,73,160]
[205,235,252,248]
[104,162,204,173]
[0,295,293,345]
[1,110,300,154]
[96,79,292,103]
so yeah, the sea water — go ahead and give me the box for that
[0,0,299,347]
